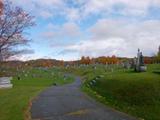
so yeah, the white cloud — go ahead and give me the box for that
[61,19,160,58]
[46,23,57,30]
[62,22,81,37]
[42,22,81,40]
[12,54,43,61]
[11,0,65,19]
[66,8,80,21]
[39,11,53,19]
[63,38,127,57]
[82,0,160,17]
[11,0,160,21]
[42,31,57,40]
[38,0,64,6]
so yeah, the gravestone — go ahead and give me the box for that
[63,75,67,80]
[0,77,13,89]
[25,74,28,77]
[134,49,147,72]
[92,65,96,70]
[51,72,54,76]
[17,76,21,80]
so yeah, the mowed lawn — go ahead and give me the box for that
[0,67,74,120]
[69,64,160,120]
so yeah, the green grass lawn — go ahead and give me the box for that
[0,67,74,120]
[1,64,160,120]
[68,64,160,120]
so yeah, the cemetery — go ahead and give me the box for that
[0,47,160,120]
[0,51,160,120]
[0,0,160,120]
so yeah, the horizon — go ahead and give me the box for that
[9,0,160,61]
[6,55,155,62]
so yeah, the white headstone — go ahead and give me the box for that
[0,77,13,89]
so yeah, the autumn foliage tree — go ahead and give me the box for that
[111,55,119,64]
[97,56,107,64]
[80,56,85,64]
[80,55,119,65]
[0,1,35,61]
[80,56,91,65]
[96,56,119,64]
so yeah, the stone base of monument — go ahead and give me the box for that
[0,77,13,89]
[140,66,147,72]
[0,84,13,88]
[135,65,147,72]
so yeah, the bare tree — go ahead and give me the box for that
[0,1,35,61]
[0,0,3,15]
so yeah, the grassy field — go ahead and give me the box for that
[0,67,74,120]
[67,64,160,120]
[0,64,160,120]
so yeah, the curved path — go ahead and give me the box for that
[31,76,137,120]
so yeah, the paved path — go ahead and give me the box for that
[31,76,137,120]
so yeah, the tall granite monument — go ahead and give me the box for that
[134,49,147,72]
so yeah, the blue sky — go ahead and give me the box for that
[11,0,160,61]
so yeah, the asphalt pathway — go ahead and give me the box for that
[31,75,137,120]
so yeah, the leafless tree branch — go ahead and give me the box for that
[0,0,35,61]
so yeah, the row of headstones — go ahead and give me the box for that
[16,67,56,80]
[16,70,68,86]
[64,49,147,73]
[0,67,70,89]
[65,64,123,73]
[87,75,104,87]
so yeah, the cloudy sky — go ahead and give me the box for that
[11,0,160,61]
